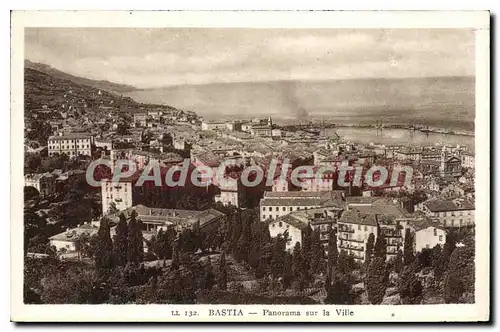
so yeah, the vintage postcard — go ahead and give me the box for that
[11,11,490,322]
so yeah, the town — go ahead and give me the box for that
[23,62,475,306]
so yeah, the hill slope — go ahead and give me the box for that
[25,60,137,94]
[24,67,140,113]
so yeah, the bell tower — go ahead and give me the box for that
[440,146,446,177]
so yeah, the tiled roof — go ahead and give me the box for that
[409,219,447,232]
[48,133,92,141]
[338,210,378,226]
[424,199,475,212]
[270,214,310,231]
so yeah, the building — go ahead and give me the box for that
[110,204,226,234]
[461,151,475,169]
[408,219,447,252]
[201,121,226,131]
[250,125,272,137]
[241,122,253,132]
[300,166,336,192]
[24,173,56,197]
[225,121,242,132]
[268,214,310,251]
[134,113,148,127]
[440,148,462,178]
[110,148,184,171]
[423,198,475,228]
[49,224,99,253]
[259,191,337,222]
[215,176,245,208]
[337,210,377,262]
[47,134,93,157]
[394,148,422,162]
[337,197,409,262]
[49,223,154,254]
[101,177,137,214]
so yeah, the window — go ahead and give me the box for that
[262,207,266,211]
[289,207,293,211]
[282,207,286,211]
[263,215,266,220]
[279,222,283,227]
[358,225,361,230]
[439,235,443,241]
[364,226,367,231]
[434,228,437,236]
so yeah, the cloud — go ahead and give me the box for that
[24,28,475,88]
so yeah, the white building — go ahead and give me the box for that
[268,214,310,251]
[215,177,244,208]
[48,134,93,157]
[423,198,475,228]
[461,151,475,169]
[408,220,447,252]
[101,177,135,214]
[24,173,56,197]
[201,121,226,131]
[259,191,333,222]
[134,113,148,127]
[337,210,378,262]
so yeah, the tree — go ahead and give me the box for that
[364,233,375,271]
[95,217,114,273]
[325,274,354,304]
[309,228,324,276]
[270,234,286,282]
[374,234,387,260]
[403,228,415,266]
[24,186,40,201]
[337,250,355,276]
[113,214,129,266]
[282,252,294,290]
[326,228,338,278]
[235,216,252,262]
[217,251,228,291]
[291,242,310,291]
[193,221,204,253]
[443,245,475,303]
[394,249,403,273]
[434,233,457,281]
[116,122,131,135]
[366,257,388,305]
[398,263,423,304]
[127,211,143,265]
[199,256,216,290]
[171,246,180,270]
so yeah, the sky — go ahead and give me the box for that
[25,28,475,89]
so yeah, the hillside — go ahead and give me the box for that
[126,76,475,131]
[24,67,140,114]
[25,60,138,94]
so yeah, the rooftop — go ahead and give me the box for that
[425,199,475,212]
[48,133,93,141]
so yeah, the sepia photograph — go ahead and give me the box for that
[10,11,490,322]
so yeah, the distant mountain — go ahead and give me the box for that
[25,60,138,94]
[125,76,475,131]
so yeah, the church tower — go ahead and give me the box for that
[440,146,446,177]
